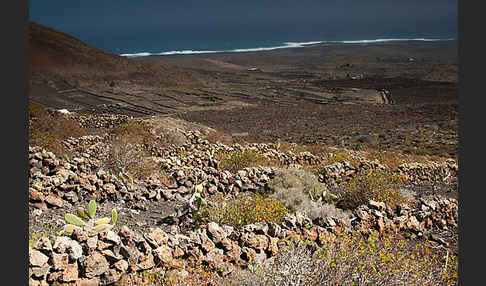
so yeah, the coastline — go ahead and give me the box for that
[120,38,456,58]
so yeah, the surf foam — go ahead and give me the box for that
[119,38,454,58]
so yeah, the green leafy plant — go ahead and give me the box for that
[58,200,118,235]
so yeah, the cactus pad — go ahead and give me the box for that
[87,200,97,219]
[94,217,111,225]
[93,224,114,232]
[111,209,118,226]
[64,213,86,227]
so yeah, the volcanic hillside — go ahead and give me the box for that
[29,21,134,75]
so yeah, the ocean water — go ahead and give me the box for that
[76,26,456,58]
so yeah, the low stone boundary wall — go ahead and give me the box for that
[29,195,457,285]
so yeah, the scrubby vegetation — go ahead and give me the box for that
[334,169,407,210]
[28,101,86,155]
[198,193,291,228]
[264,168,350,222]
[232,232,458,286]
[217,149,268,173]
[103,121,160,180]
[266,168,326,202]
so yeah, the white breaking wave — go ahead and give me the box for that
[337,38,454,44]
[119,38,454,58]
[119,52,153,57]
[158,50,220,55]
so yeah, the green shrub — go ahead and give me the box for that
[217,149,266,173]
[335,169,406,209]
[199,193,291,228]
[266,168,327,203]
[266,168,349,222]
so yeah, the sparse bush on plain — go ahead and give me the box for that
[102,120,162,180]
[103,136,158,180]
[335,169,407,210]
[231,231,458,286]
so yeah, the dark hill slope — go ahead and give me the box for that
[29,21,132,75]
[28,21,205,88]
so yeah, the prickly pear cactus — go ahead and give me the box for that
[58,200,118,236]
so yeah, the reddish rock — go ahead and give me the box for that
[103,269,121,285]
[29,249,49,267]
[32,202,48,210]
[103,230,121,245]
[267,237,279,255]
[200,229,215,252]
[241,247,257,264]
[173,246,185,258]
[220,238,233,251]
[302,227,318,241]
[29,188,45,201]
[136,253,155,270]
[32,237,52,252]
[118,226,135,241]
[47,271,63,283]
[74,278,100,286]
[204,248,224,265]
[45,194,64,208]
[101,249,122,263]
[97,240,112,251]
[154,245,173,265]
[31,266,50,278]
[51,253,69,271]
[86,236,98,249]
[207,222,227,244]
[102,183,116,194]
[160,188,173,200]
[60,263,78,282]
[377,217,385,233]
[114,260,128,272]
[81,251,109,278]
[144,228,168,248]
[160,176,178,188]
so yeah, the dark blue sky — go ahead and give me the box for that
[29,1,457,54]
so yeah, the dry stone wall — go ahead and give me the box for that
[29,196,457,285]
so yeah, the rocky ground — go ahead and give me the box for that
[28,111,458,285]
[28,25,459,284]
